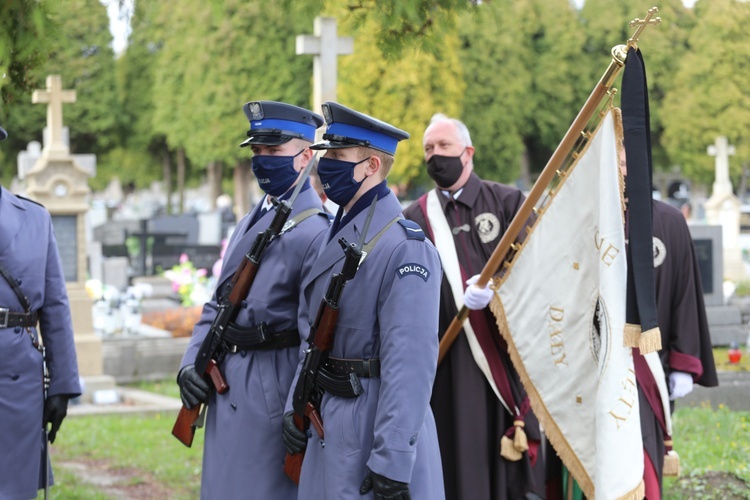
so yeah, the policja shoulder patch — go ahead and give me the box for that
[396,263,430,282]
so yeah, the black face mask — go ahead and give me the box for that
[426,149,466,188]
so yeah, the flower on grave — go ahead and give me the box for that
[163,256,211,307]
[86,279,103,300]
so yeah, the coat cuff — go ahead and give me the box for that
[367,427,419,483]
[669,350,703,382]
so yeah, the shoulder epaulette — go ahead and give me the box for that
[398,219,425,241]
[16,195,45,209]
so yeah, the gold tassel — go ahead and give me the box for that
[513,420,528,452]
[500,435,523,461]
[623,323,641,348]
[663,440,680,477]
[639,327,662,354]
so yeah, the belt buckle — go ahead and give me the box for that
[256,323,269,343]
[0,308,8,328]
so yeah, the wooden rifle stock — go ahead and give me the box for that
[284,403,325,484]
[172,359,229,446]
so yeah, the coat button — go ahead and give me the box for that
[409,435,417,446]
[14,327,21,334]
[240,350,247,358]
[16,279,22,285]
[11,375,19,381]
[230,403,237,411]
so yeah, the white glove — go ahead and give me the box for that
[669,371,694,400]
[463,275,494,310]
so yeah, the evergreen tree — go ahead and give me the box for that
[1,0,117,185]
[581,0,695,169]
[458,0,586,187]
[331,2,465,188]
[661,0,750,184]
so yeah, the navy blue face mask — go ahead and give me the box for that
[317,156,370,206]
[251,149,305,197]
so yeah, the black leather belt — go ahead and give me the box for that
[316,357,381,399]
[223,322,300,351]
[0,308,38,329]
[325,357,381,378]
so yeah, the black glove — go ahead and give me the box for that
[359,468,411,499]
[177,364,210,409]
[282,411,308,455]
[43,394,69,444]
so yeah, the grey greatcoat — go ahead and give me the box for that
[0,187,81,500]
[181,185,329,499]
[292,190,445,500]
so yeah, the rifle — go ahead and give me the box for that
[284,196,378,483]
[172,158,316,446]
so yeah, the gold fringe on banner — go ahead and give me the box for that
[490,294,595,497]
[639,326,662,354]
[617,480,645,500]
[623,323,641,347]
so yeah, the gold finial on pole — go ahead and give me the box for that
[627,7,661,49]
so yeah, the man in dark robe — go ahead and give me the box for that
[403,114,545,500]
[636,198,718,499]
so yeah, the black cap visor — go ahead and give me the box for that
[239,128,306,148]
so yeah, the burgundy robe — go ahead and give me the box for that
[404,173,545,500]
[636,199,718,497]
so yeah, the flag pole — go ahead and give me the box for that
[437,7,661,365]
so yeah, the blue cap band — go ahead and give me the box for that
[327,122,398,155]
[250,118,316,142]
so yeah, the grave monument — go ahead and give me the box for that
[23,75,111,392]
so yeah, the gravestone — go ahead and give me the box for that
[690,224,745,346]
[23,75,109,389]
[704,136,744,280]
[296,16,353,135]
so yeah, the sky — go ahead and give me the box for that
[103,0,699,57]
[102,0,134,56]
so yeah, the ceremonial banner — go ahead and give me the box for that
[490,109,644,499]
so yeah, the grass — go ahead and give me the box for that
[44,412,203,498]
[125,377,182,399]
[36,380,749,497]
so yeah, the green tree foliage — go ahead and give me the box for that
[661,0,750,184]
[0,1,57,104]
[106,0,163,191]
[1,0,118,186]
[458,0,587,186]
[330,1,465,187]
[581,0,695,170]
[149,0,314,179]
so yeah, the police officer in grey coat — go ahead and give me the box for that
[282,103,445,499]
[177,102,330,499]
[0,124,82,500]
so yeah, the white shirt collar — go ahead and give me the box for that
[440,188,463,199]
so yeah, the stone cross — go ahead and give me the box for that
[32,75,76,153]
[296,17,354,117]
[707,136,736,198]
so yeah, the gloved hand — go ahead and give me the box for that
[177,365,210,409]
[669,371,694,400]
[282,411,308,455]
[44,394,69,443]
[360,468,411,499]
[463,274,494,310]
